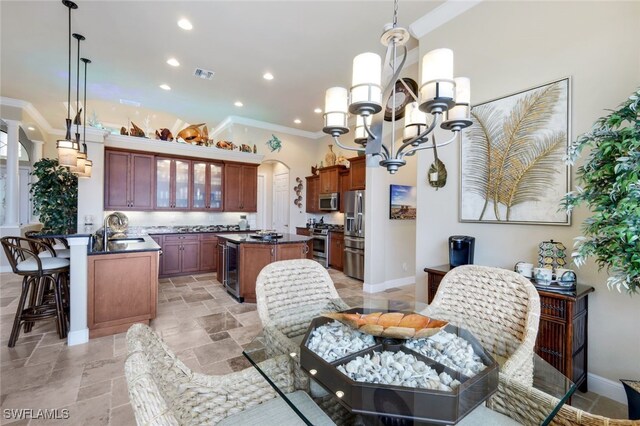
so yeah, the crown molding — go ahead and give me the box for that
[0,97,54,134]
[409,0,483,39]
[211,115,322,141]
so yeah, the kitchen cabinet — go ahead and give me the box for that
[424,264,594,392]
[239,242,308,302]
[216,238,225,284]
[295,227,313,259]
[156,157,191,210]
[329,232,344,271]
[224,163,258,212]
[160,234,200,276]
[339,169,350,213]
[199,234,218,272]
[150,235,163,276]
[319,165,345,193]
[88,250,159,338]
[192,161,224,211]
[349,156,366,190]
[104,150,154,210]
[305,175,320,213]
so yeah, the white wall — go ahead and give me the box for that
[415,1,640,383]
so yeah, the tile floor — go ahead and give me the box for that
[0,269,629,425]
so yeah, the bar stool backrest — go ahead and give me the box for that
[0,236,50,274]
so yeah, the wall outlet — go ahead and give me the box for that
[402,262,408,272]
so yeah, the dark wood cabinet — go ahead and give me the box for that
[424,264,594,392]
[104,150,154,210]
[156,234,200,277]
[339,170,350,213]
[276,242,308,260]
[306,176,320,213]
[319,166,344,194]
[329,231,344,271]
[199,234,218,272]
[349,156,366,190]
[295,228,313,259]
[224,163,258,212]
[181,240,201,273]
[191,161,224,211]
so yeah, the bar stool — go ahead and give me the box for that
[1,237,70,347]
[24,231,71,259]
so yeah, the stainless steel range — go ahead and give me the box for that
[310,224,344,268]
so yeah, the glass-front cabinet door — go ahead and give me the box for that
[174,160,190,209]
[156,158,172,208]
[192,162,207,209]
[209,163,223,210]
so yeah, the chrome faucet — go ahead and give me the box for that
[102,213,123,248]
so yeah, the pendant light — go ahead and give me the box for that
[69,32,85,174]
[56,0,79,167]
[77,57,92,178]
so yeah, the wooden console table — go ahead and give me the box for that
[424,264,594,392]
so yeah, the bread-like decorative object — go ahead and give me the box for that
[323,312,447,339]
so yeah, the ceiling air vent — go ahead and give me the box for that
[193,68,215,80]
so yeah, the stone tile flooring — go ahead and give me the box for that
[0,269,628,424]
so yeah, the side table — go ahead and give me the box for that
[424,264,594,392]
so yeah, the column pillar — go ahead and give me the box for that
[4,119,21,226]
[31,139,44,165]
[67,236,90,346]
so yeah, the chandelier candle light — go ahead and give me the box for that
[322,0,472,174]
[69,32,85,174]
[56,0,80,167]
[77,57,92,178]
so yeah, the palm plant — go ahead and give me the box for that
[563,89,640,294]
[465,81,567,221]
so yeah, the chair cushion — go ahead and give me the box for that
[38,249,71,259]
[218,390,335,426]
[17,257,70,272]
[457,404,520,425]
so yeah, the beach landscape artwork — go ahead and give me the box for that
[390,185,417,220]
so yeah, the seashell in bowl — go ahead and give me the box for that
[322,311,448,340]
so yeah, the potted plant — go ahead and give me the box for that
[29,158,78,234]
[563,89,640,295]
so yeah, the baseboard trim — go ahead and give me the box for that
[587,373,628,405]
[363,276,414,293]
[67,328,89,346]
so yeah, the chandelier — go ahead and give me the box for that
[322,0,472,174]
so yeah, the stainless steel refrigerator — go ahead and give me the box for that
[343,190,365,280]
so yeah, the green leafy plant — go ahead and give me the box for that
[29,158,78,234]
[466,81,566,221]
[563,89,640,294]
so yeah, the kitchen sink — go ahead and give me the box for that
[108,237,145,243]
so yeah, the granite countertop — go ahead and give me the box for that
[217,233,311,244]
[89,234,161,255]
[126,225,256,235]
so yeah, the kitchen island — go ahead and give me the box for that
[217,233,311,302]
[88,235,161,337]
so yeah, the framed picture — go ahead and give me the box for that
[390,185,416,220]
[460,77,571,225]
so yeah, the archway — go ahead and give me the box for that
[258,159,290,233]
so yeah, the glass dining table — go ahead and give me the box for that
[243,297,576,425]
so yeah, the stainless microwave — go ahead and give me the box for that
[319,193,339,211]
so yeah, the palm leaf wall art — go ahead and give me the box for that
[460,78,571,225]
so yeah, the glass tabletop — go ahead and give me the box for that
[243,297,576,425]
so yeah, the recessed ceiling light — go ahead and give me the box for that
[166,58,180,67]
[294,119,302,124]
[263,72,274,81]
[27,126,35,131]
[234,101,243,107]
[314,108,322,114]
[159,84,171,91]
[177,18,193,30]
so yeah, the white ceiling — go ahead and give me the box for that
[0,1,444,135]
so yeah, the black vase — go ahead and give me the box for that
[621,380,640,420]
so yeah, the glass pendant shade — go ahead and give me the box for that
[73,150,87,176]
[420,48,455,104]
[403,102,428,140]
[56,139,79,167]
[446,77,471,121]
[354,115,372,143]
[324,87,349,130]
[83,159,93,178]
[350,52,382,109]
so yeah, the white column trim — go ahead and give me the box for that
[3,119,21,226]
[67,237,90,346]
[30,139,44,165]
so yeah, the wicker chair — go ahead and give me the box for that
[421,265,541,384]
[489,373,639,425]
[125,323,310,425]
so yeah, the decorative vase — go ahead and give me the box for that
[325,144,336,166]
